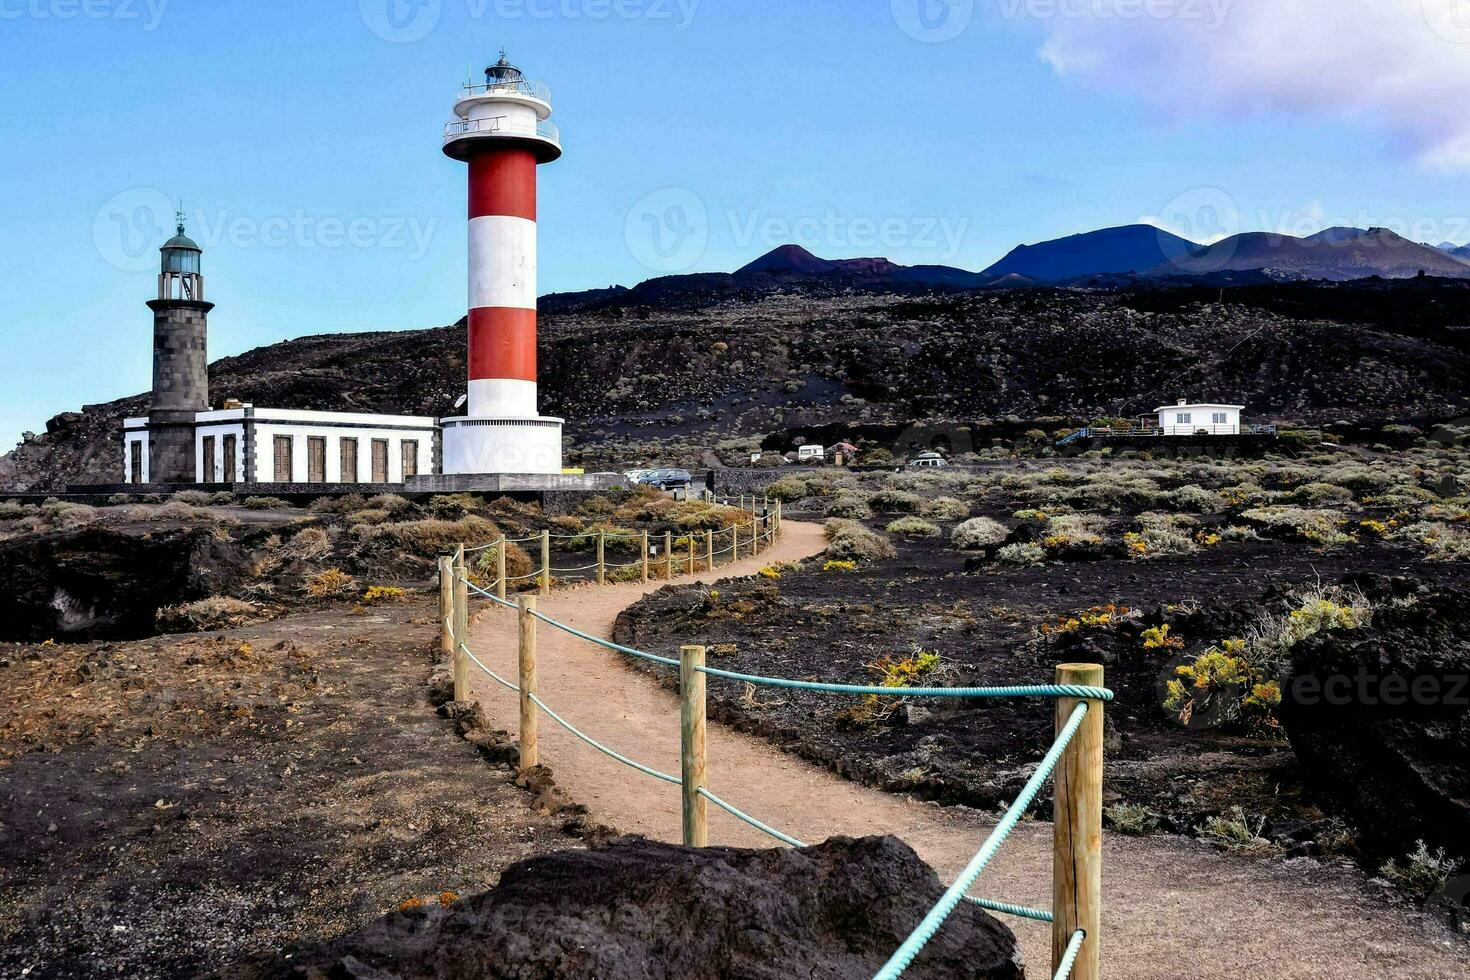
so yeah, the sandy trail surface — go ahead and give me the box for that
[467,520,1468,979]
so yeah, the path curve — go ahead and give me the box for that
[466,520,1469,979]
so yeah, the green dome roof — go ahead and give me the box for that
[162,222,200,251]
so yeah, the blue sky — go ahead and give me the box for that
[3,0,1470,443]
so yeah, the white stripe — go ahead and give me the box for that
[469,215,537,311]
[469,378,538,418]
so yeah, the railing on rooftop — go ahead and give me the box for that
[458,78,552,103]
[443,116,560,146]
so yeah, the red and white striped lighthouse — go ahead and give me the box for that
[441,53,564,475]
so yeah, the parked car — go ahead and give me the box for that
[903,453,950,470]
[639,468,693,490]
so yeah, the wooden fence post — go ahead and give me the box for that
[438,555,454,660]
[641,529,650,584]
[705,529,714,571]
[688,535,696,576]
[680,643,708,847]
[664,530,673,580]
[452,545,469,703]
[597,531,606,585]
[517,595,538,772]
[1053,663,1104,980]
[732,522,740,562]
[496,535,507,602]
[540,530,551,596]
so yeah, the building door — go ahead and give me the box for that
[202,436,216,482]
[371,439,389,482]
[307,437,327,483]
[340,438,358,484]
[273,435,293,483]
[401,440,418,479]
[129,442,142,484]
[223,435,237,483]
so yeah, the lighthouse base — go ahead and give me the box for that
[440,415,564,475]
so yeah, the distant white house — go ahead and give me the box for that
[1153,400,1243,436]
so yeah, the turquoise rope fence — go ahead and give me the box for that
[447,528,1108,980]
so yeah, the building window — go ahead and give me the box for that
[1176,413,1191,424]
[1213,412,1228,425]
[223,435,237,483]
[273,435,294,483]
[129,441,142,484]
[340,438,359,484]
[401,440,419,479]
[308,437,327,483]
[371,439,389,482]
[202,436,217,482]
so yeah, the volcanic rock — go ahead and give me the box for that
[216,835,1023,980]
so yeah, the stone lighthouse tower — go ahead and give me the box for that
[439,53,564,475]
[145,214,211,484]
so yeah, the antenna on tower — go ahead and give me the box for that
[176,200,186,234]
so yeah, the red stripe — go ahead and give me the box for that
[469,147,537,221]
[468,306,537,381]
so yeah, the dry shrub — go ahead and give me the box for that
[885,516,940,537]
[286,527,333,562]
[473,540,535,581]
[353,515,504,559]
[171,489,213,506]
[951,517,1009,550]
[306,569,357,598]
[428,494,487,518]
[824,519,896,561]
[156,596,260,632]
[922,496,970,521]
[825,492,872,520]
[155,500,202,521]
[242,496,291,510]
[366,493,413,513]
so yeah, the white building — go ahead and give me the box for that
[124,406,438,486]
[1154,400,1243,436]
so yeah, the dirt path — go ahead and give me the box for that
[466,521,1469,979]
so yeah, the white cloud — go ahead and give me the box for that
[1020,0,1470,169]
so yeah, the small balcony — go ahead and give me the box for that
[457,78,552,105]
[443,116,562,163]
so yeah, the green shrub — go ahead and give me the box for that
[1379,841,1463,901]
[1106,804,1161,836]
[951,517,1009,550]
[764,477,810,502]
[1288,482,1355,506]
[1170,484,1224,514]
[885,516,940,537]
[996,542,1045,565]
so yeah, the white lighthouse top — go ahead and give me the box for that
[444,52,561,162]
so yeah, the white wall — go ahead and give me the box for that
[195,423,246,482]
[252,422,435,484]
[122,430,149,484]
[1156,407,1241,436]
